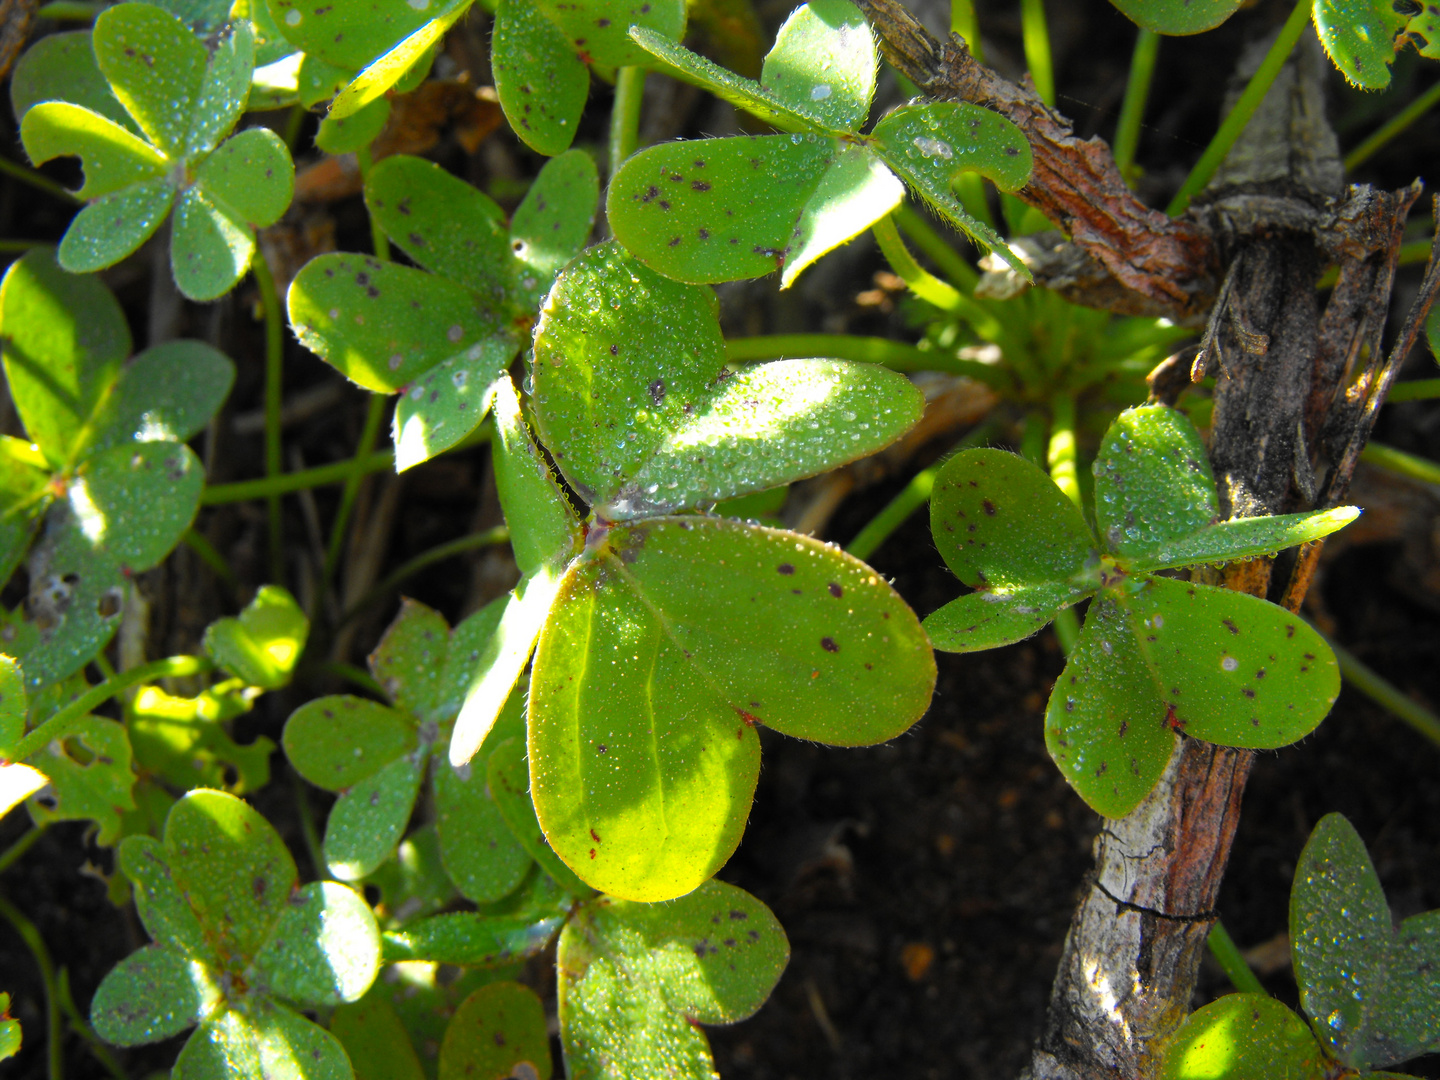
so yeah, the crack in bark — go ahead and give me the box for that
[1088,877,1219,925]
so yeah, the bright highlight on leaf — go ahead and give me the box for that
[926,404,1358,818]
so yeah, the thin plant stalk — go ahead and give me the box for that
[893,203,980,290]
[1330,637,1440,749]
[316,660,386,697]
[202,449,397,504]
[1020,407,1047,467]
[282,103,308,154]
[845,421,998,561]
[0,239,46,253]
[324,392,389,584]
[10,656,212,762]
[1360,441,1440,486]
[1166,0,1309,216]
[56,970,128,1080]
[1019,0,1055,107]
[1345,79,1440,172]
[725,332,1003,384]
[1047,393,1082,655]
[950,0,982,61]
[0,157,81,205]
[0,893,62,1080]
[610,66,646,177]
[1113,29,1159,186]
[343,525,510,620]
[1207,922,1266,995]
[250,248,287,583]
[182,527,238,585]
[1387,378,1440,403]
[291,772,326,880]
[355,147,391,261]
[0,826,44,877]
[873,215,1006,341]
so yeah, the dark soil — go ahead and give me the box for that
[3,0,1440,1077]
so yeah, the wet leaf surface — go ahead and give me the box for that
[486,735,592,897]
[1159,993,1328,1080]
[438,981,552,1080]
[489,374,582,579]
[9,31,135,133]
[249,880,381,1005]
[1108,0,1245,35]
[368,599,451,720]
[172,997,353,1080]
[924,580,1089,653]
[91,944,222,1046]
[323,751,425,881]
[492,0,589,156]
[433,746,535,904]
[283,695,416,792]
[380,911,563,967]
[759,0,876,132]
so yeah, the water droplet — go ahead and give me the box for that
[811,84,832,101]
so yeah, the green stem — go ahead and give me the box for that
[202,450,396,505]
[343,525,510,620]
[845,421,997,561]
[893,204,980,290]
[1330,637,1440,749]
[324,393,389,583]
[1052,607,1080,654]
[0,893,62,1080]
[1046,392,1081,506]
[1019,0,1055,107]
[56,969,128,1080]
[250,248,287,584]
[1387,378,1440,403]
[1113,29,1159,186]
[282,103,308,155]
[873,215,1006,341]
[291,771,326,880]
[1207,922,1266,995]
[1360,441,1440,486]
[182,527,237,585]
[1020,408,1048,467]
[1345,79,1440,172]
[724,332,1002,384]
[35,0,103,17]
[315,661,386,697]
[609,66,646,177]
[11,656,212,763]
[950,0,982,61]
[0,157,81,205]
[0,239,47,253]
[355,147,391,261]
[1166,0,1309,216]
[0,826,44,876]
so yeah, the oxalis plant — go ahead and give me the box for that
[2,0,1438,1075]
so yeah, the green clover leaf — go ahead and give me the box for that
[0,993,18,1062]
[611,0,1032,286]
[91,790,379,1079]
[19,4,294,301]
[438,982,552,1080]
[926,404,1359,818]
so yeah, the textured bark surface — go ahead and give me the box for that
[849,4,1435,1079]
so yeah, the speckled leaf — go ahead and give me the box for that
[194,128,294,231]
[59,179,175,275]
[489,374,582,579]
[330,0,470,118]
[450,569,563,767]
[759,0,875,132]
[393,335,516,472]
[924,580,1090,653]
[1093,404,1217,557]
[1116,575,1339,749]
[284,696,415,792]
[184,20,256,158]
[1120,507,1361,574]
[250,881,380,1004]
[1159,994,1327,1080]
[558,880,787,1080]
[1291,813,1440,1068]
[538,0,686,67]
[930,449,1097,591]
[93,3,207,159]
[1314,0,1406,89]
[380,912,564,966]
[27,715,136,844]
[872,102,1033,275]
[204,585,309,690]
[365,155,512,298]
[509,149,600,308]
[0,247,129,466]
[439,982,551,1080]
[0,445,48,588]
[86,340,234,457]
[266,0,433,72]
[117,834,210,959]
[1108,0,1244,35]
[492,0,588,156]
[128,684,275,794]
[331,989,425,1080]
[21,102,167,200]
[435,596,508,723]
[607,135,887,285]
[10,31,135,134]
[164,789,298,968]
[315,96,392,154]
[1044,597,1173,818]
[0,657,26,755]
[173,998,353,1080]
[530,516,934,900]
[486,736,591,897]
[170,187,254,302]
[324,752,425,881]
[533,243,921,516]
[369,599,452,719]
[434,748,535,904]
[288,254,502,393]
[628,26,811,130]
[10,441,203,690]
[0,993,17,1061]
[90,943,223,1046]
